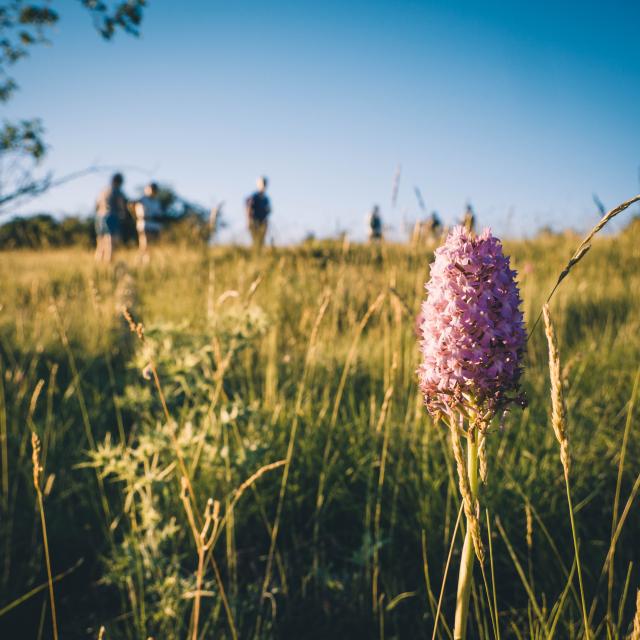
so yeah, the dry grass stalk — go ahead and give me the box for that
[125,309,233,637]
[525,503,533,553]
[29,379,45,419]
[559,193,640,280]
[205,460,289,558]
[525,501,534,591]
[231,459,286,507]
[245,272,264,303]
[372,355,398,611]
[375,354,398,434]
[542,304,570,476]
[198,459,289,640]
[121,308,198,506]
[122,307,144,341]
[478,433,488,484]
[259,290,332,612]
[31,432,58,640]
[31,431,43,495]
[312,292,385,574]
[530,193,640,337]
[587,469,640,627]
[631,589,640,640]
[431,505,463,640]
[449,425,484,564]
[0,363,7,518]
[180,477,220,640]
[330,292,385,427]
[50,300,98,450]
[542,303,590,638]
[608,368,640,620]
[0,559,83,618]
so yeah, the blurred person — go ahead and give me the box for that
[134,182,162,261]
[411,212,443,246]
[367,205,383,241]
[95,172,128,263]
[427,211,442,239]
[245,176,271,250]
[462,203,476,234]
[208,201,224,245]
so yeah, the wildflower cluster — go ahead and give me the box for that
[418,226,526,423]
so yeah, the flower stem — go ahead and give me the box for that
[454,430,478,640]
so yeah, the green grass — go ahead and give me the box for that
[0,230,639,638]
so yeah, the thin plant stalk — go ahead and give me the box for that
[631,589,640,640]
[31,432,58,640]
[615,563,633,636]
[256,289,331,636]
[543,304,589,638]
[121,308,237,638]
[0,559,82,617]
[180,478,220,640]
[454,429,479,640]
[0,357,9,592]
[563,470,589,639]
[51,301,113,527]
[431,504,463,640]
[529,193,640,338]
[121,309,197,505]
[421,530,438,629]
[486,510,500,640]
[608,368,640,620]
[313,292,384,579]
[588,469,640,625]
[495,518,548,635]
[0,358,7,515]
[372,355,398,612]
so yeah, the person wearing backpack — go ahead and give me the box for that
[133,182,162,262]
[367,205,383,242]
[462,202,476,234]
[245,176,271,250]
[95,172,128,263]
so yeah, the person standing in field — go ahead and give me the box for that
[428,211,442,239]
[412,212,443,246]
[245,176,271,250]
[208,201,224,245]
[134,182,162,261]
[462,203,476,234]
[367,205,383,241]
[95,172,128,263]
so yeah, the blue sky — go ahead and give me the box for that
[5,0,640,241]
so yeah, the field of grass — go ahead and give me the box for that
[1,229,639,639]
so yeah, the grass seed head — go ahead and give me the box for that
[542,303,570,476]
[31,431,43,491]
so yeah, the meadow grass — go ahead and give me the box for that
[0,227,639,638]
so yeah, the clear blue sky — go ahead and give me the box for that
[6,0,640,241]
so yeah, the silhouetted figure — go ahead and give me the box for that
[95,173,128,263]
[462,203,476,234]
[134,182,162,261]
[428,211,442,238]
[411,211,442,246]
[368,205,383,241]
[246,176,271,250]
[209,201,224,245]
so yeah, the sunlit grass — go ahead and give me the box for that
[0,228,639,638]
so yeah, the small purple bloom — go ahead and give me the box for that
[418,226,526,419]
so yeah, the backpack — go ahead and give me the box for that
[247,193,270,223]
